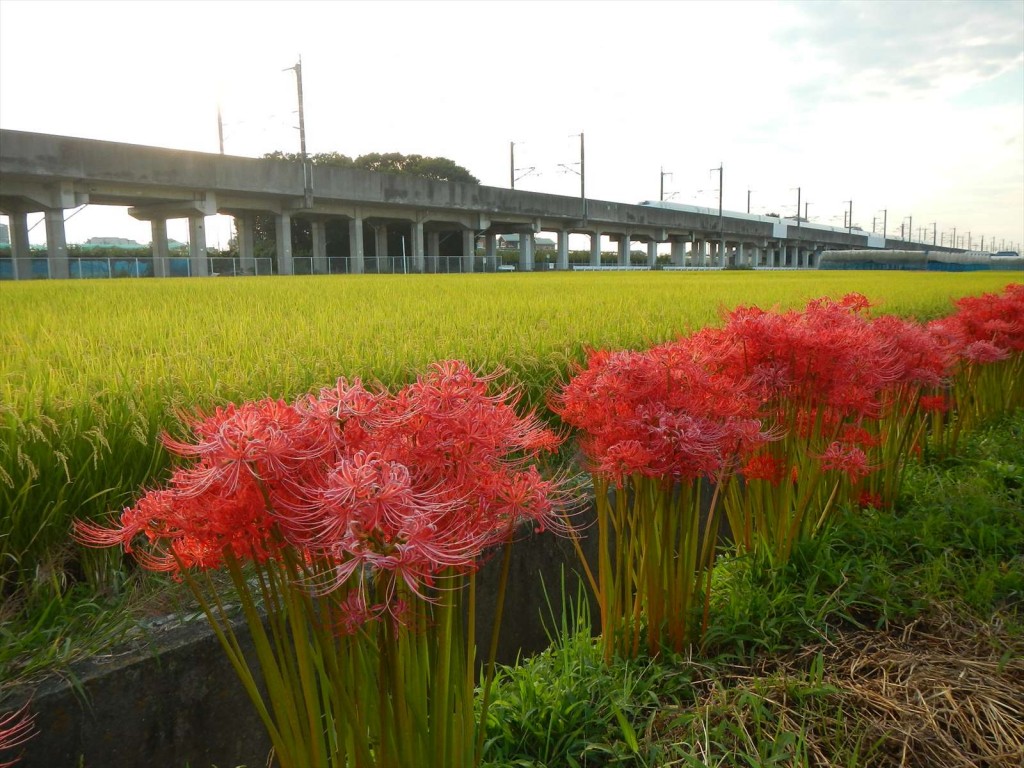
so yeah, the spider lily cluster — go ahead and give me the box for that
[76,361,565,768]
[555,285,1023,660]
[64,285,1021,766]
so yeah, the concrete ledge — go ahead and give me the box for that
[4,513,600,768]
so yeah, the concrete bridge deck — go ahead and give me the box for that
[0,129,957,279]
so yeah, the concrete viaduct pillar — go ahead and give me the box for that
[693,239,705,267]
[519,231,535,271]
[411,221,425,273]
[235,215,255,275]
[311,220,327,274]
[485,232,497,271]
[151,219,170,277]
[44,209,69,279]
[590,232,601,266]
[557,230,569,270]
[374,226,389,272]
[670,239,685,266]
[275,213,292,276]
[349,217,365,274]
[8,211,32,280]
[647,240,657,268]
[617,235,629,266]
[189,215,209,277]
[462,229,475,273]
[427,231,441,273]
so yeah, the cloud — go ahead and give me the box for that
[779,0,1024,104]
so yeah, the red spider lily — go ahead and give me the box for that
[858,490,885,510]
[74,360,565,768]
[946,283,1024,353]
[553,337,771,659]
[741,453,787,484]
[0,704,36,768]
[963,340,1010,364]
[685,295,932,563]
[77,360,564,604]
[700,293,904,423]
[553,339,769,485]
[918,394,950,413]
[816,441,874,481]
[923,284,1024,452]
[869,314,954,391]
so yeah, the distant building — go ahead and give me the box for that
[497,234,557,250]
[75,236,188,252]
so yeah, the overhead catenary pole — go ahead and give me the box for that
[711,162,723,265]
[660,166,673,202]
[845,200,853,235]
[510,141,515,189]
[580,131,586,220]
[747,188,752,214]
[931,222,937,245]
[558,133,586,219]
[882,209,888,241]
[217,101,225,155]
[285,56,312,208]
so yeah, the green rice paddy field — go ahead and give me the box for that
[1,271,1019,597]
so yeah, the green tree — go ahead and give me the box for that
[262,150,478,183]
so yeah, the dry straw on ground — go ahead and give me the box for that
[662,609,1023,767]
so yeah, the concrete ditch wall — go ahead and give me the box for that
[6,483,728,768]
[5,515,601,768]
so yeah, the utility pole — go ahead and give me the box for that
[284,56,312,209]
[217,101,225,155]
[660,166,673,202]
[580,132,586,220]
[510,141,535,190]
[711,162,723,264]
[558,133,585,219]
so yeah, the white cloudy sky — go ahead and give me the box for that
[1,0,1022,251]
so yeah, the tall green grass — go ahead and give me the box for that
[0,272,1016,604]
